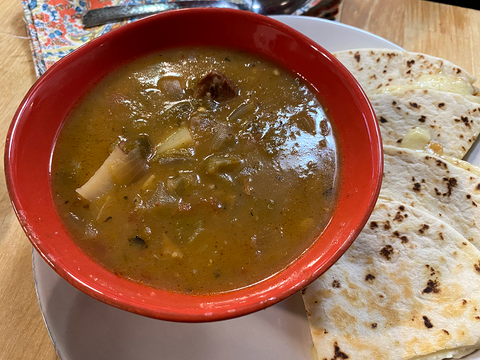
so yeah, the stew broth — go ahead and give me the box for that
[51,47,340,294]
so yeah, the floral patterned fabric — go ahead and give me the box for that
[22,0,155,76]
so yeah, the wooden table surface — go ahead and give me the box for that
[1,0,479,358]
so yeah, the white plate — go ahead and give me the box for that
[33,16,405,360]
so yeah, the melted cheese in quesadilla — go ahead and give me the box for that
[375,74,480,103]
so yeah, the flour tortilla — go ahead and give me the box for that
[369,89,480,158]
[302,199,480,360]
[334,49,480,102]
[381,145,480,249]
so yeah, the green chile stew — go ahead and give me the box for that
[51,47,340,294]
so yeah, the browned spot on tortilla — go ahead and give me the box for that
[435,159,448,168]
[383,221,391,230]
[475,261,480,274]
[370,74,377,79]
[473,201,478,207]
[333,342,349,359]
[379,116,388,123]
[418,115,426,122]
[423,316,434,328]
[476,184,480,191]
[399,205,405,211]
[461,116,471,128]
[332,280,341,288]
[354,52,361,63]
[394,211,405,222]
[400,236,409,243]
[380,245,394,260]
[392,101,397,106]
[371,323,377,329]
[365,274,375,282]
[407,59,415,67]
[419,224,430,234]
[463,299,467,305]
[413,183,421,192]
[409,102,420,108]
[443,329,450,335]
[438,103,445,108]
[423,279,440,294]
[370,221,379,229]
[442,177,458,196]
[439,232,444,240]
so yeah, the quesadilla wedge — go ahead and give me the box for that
[334,49,480,103]
[302,199,480,360]
[381,145,480,248]
[369,89,480,158]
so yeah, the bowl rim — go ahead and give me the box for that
[4,8,383,322]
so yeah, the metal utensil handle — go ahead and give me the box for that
[82,2,249,27]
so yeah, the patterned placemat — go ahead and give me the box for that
[21,0,340,77]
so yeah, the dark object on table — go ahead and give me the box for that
[425,0,480,10]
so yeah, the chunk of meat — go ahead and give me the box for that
[193,70,238,101]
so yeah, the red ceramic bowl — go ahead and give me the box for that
[5,9,382,322]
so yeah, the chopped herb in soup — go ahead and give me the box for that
[51,47,340,294]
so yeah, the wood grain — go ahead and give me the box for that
[0,1,59,359]
[339,0,480,76]
[1,0,480,359]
